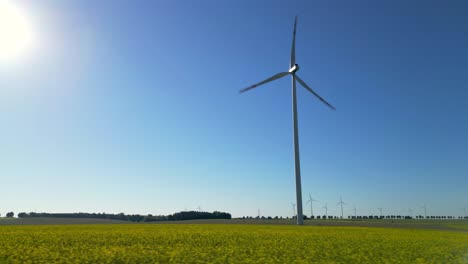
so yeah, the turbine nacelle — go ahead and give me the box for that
[288,64,299,73]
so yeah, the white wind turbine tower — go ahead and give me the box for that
[322,203,328,218]
[240,16,336,225]
[291,202,297,218]
[337,196,346,218]
[306,193,318,217]
[353,205,357,218]
[408,208,413,218]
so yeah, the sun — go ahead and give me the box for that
[0,1,33,61]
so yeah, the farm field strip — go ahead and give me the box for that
[0,224,467,263]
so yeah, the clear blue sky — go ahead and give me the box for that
[1,0,467,217]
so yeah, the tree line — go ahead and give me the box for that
[6,211,231,222]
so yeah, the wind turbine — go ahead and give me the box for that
[378,208,383,218]
[337,196,346,218]
[239,16,336,225]
[421,204,428,219]
[291,202,297,218]
[461,206,467,217]
[322,203,328,218]
[197,206,202,212]
[408,208,413,218]
[353,204,357,218]
[306,193,318,217]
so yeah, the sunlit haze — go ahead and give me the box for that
[0,1,33,61]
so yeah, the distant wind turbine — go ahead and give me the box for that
[337,196,346,218]
[291,202,297,218]
[240,16,336,225]
[408,208,413,218]
[306,193,318,217]
[378,208,383,217]
[197,206,202,212]
[322,203,328,218]
[461,206,467,217]
[421,204,428,218]
[353,205,357,218]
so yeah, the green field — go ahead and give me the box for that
[1,223,467,263]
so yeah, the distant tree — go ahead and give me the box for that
[6,212,14,218]
[17,212,28,218]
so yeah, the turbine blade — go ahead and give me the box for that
[295,75,336,110]
[239,72,290,94]
[290,16,298,68]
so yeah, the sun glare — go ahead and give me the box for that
[0,1,33,61]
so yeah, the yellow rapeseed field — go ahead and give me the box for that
[0,224,467,263]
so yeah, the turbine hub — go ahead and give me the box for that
[289,64,299,73]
